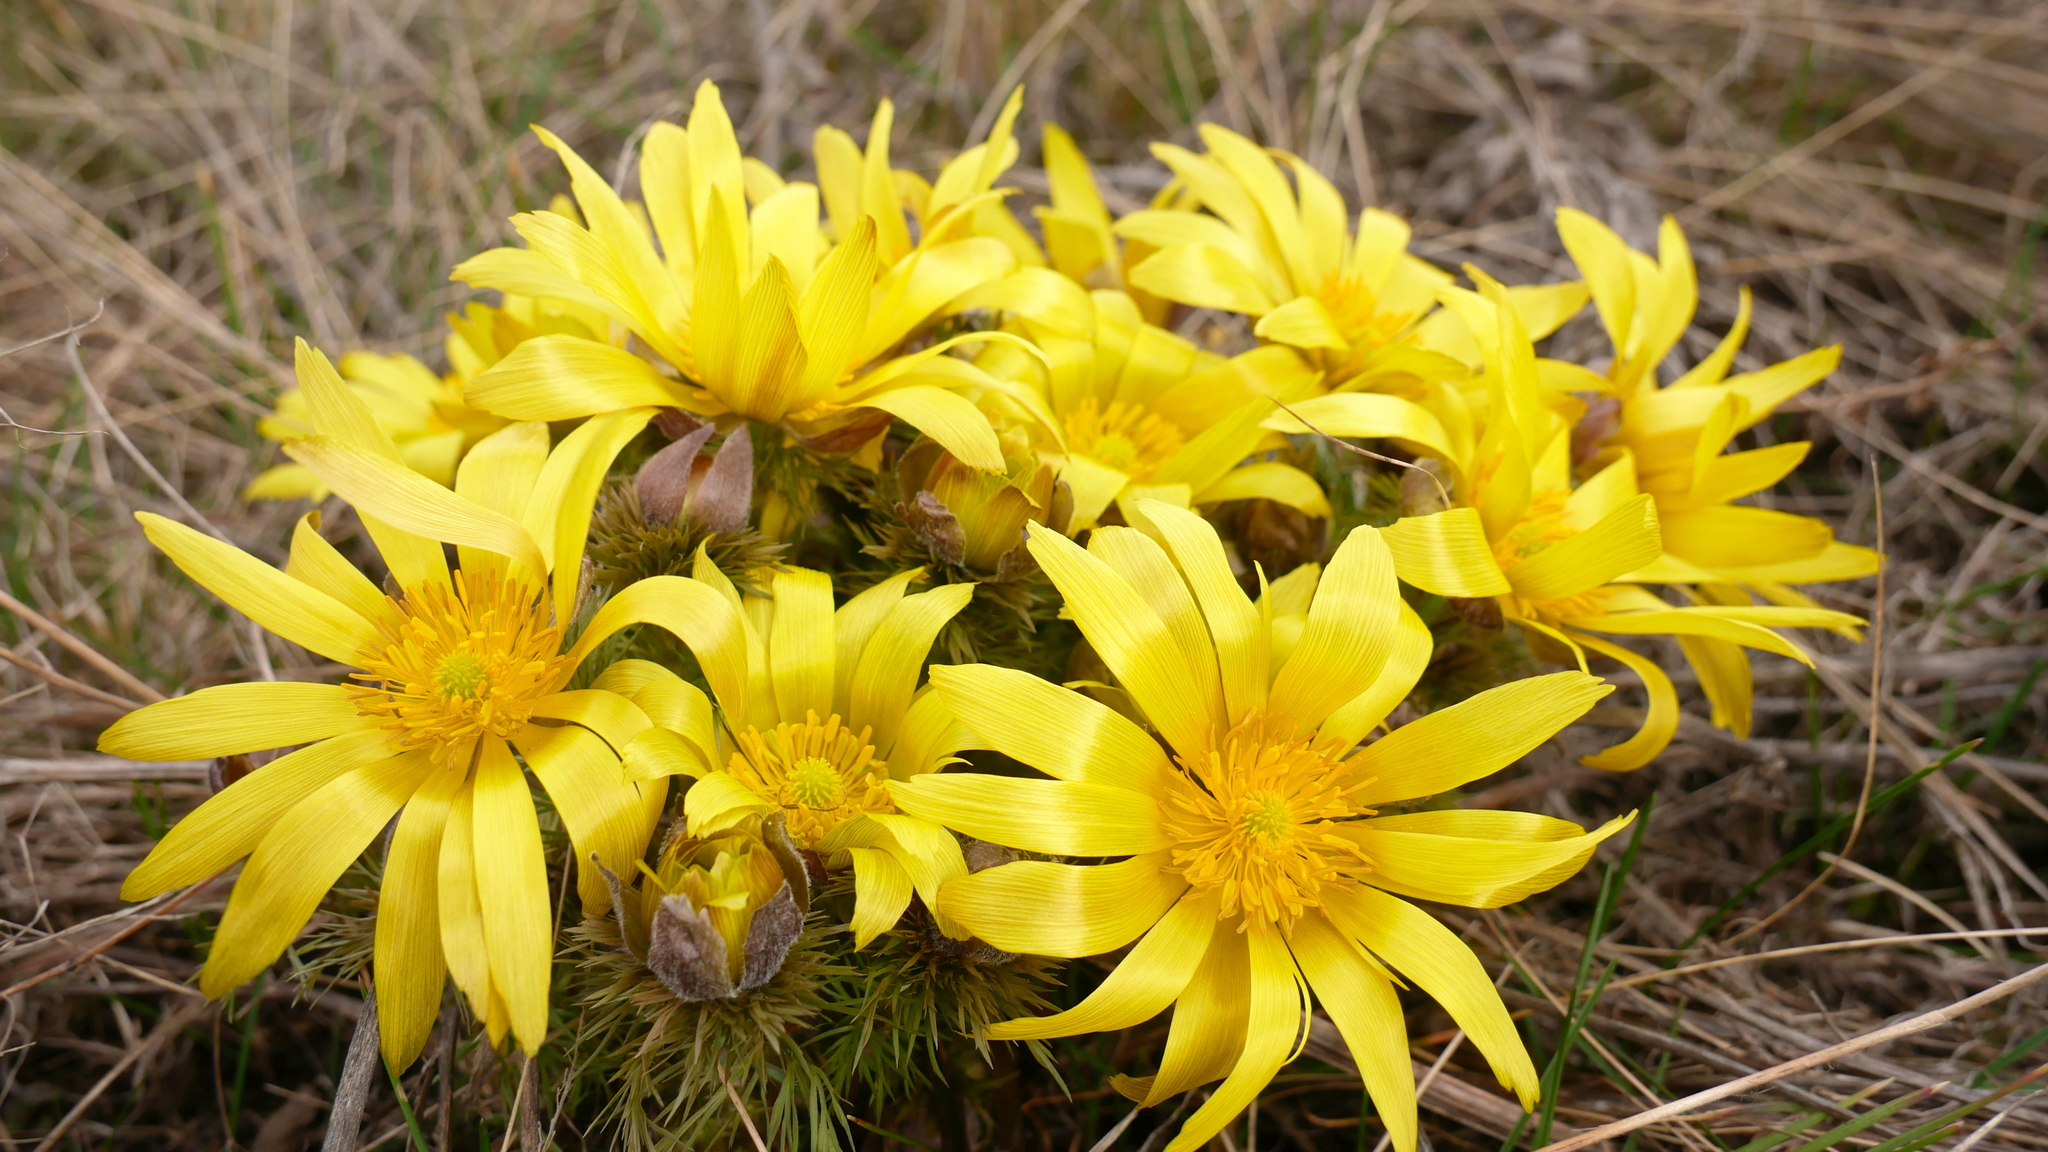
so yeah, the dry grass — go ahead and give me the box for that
[2,0,2046,1149]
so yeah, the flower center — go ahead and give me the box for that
[351,570,571,763]
[1316,273,1415,354]
[786,757,847,809]
[726,711,894,846]
[1159,713,1375,928]
[1062,397,1186,481]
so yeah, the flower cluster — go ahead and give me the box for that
[106,83,1872,1151]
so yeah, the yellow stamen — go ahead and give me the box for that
[1159,713,1375,929]
[1062,397,1186,481]
[726,711,893,846]
[351,571,572,763]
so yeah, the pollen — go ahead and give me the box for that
[1159,713,1376,929]
[727,711,894,846]
[1062,397,1186,481]
[351,570,572,763]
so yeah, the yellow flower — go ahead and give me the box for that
[100,341,716,1070]
[973,285,1342,530]
[890,502,1630,1152]
[457,81,1037,471]
[1111,124,1585,395]
[632,554,981,947]
[1557,208,1881,588]
[1378,291,1862,768]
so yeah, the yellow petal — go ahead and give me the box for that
[820,811,968,940]
[526,407,654,610]
[1127,915,1249,1105]
[1194,461,1332,518]
[569,576,751,728]
[768,567,836,723]
[284,436,548,585]
[375,759,463,1070]
[1548,627,1679,770]
[137,512,380,665]
[934,852,1186,957]
[1351,671,1612,804]
[1562,451,1638,531]
[1711,541,1882,585]
[285,512,387,623]
[1134,501,1268,726]
[685,81,749,271]
[514,722,659,914]
[889,774,1167,856]
[1060,453,1132,532]
[751,183,819,295]
[1127,243,1276,316]
[831,568,927,716]
[1156,925,1305,1152]
[1319,602,1433,749]
[1659,506,1833,568]
[1566,606,1819,664]
[1382,508,1513,597]
[1507,493,1661,603]
[528,688,651,753]
[848,582,975,759]
[1030,525,1217,758]
[100,682,373,761]
[472,738,552,1053]
[1326,884,1540,1110]
[1261,393,1455,464]
[466,335,687,422]
[1086,527,1226,728]
[858,237,1014,364]
[682,770,778,837]
[1671,284,1752,389]
[122,729,394,900]
[926,663,1170,796]
[888,687,977,777]
[453,422,549,575]
[1113,209,1262,271]
[199,749,437,996]
[1342,811,1634,908]
[1253,295,1347,351]
[792,216,879,400]
[451,246,636,332]
[1289,911,1418,1152]
[725,256,809,419]
[987,890,1220,1040]
[438,777,493,1029]
[639,120,695,275]
[1148,397,1279,500]
[1555,207,1635,356]
[1270,525,1399,734]
[858,384,1005,472]
[845,846,914,949]
[1678,634,1754,737]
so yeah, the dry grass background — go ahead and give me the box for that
[2,0,2047,1149]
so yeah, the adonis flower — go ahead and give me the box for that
[892,502,1631,1152]
[1381,292,1862,768]
[1557,209,1880,583]
[974,285,1335,531]
[100,342,712,1069]
[1112,124,1585,397]
[457,81,1035,472]
[245,298,602,500]
[630,556,981,947]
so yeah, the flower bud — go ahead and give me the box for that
[610,813,809,1001]
[896,431,1067,573]
[636,418,754,533]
